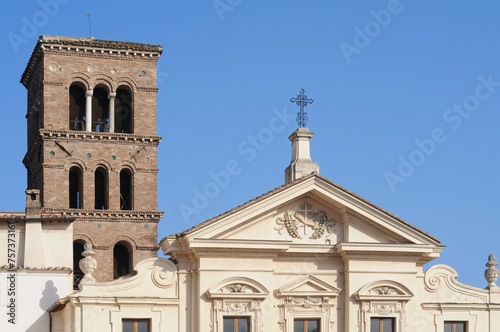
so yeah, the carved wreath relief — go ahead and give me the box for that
[369,287,400,296]
[275,203,336,239]
[220,283,257,294]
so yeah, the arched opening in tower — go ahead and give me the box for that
[92,86,109,132]
[94,167,108,210]
[120,169,133,210]
[113,242,132,279]
[115,87,132,133]
[69,166,83,209]
[69,84,86,131]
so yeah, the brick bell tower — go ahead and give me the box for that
[20,36,164,285]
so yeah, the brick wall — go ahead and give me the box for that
[21,37,163,282]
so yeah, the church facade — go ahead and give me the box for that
[1,35,499,332]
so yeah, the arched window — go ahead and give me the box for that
[113,241,132,279]
[73,241,85,289]
[92,87,109,132]
[94,167,108,210]
[120,169,133,210]
[115,87,132,133]
[69,167,83,209]
[69,84,86,131]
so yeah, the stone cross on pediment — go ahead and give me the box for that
[295,203,317,236]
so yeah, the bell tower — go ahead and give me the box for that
[21,35,164,284]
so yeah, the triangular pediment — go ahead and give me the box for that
[275,274,341,297]
[161,175,441,255]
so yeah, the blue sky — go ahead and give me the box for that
[1,1,499,288]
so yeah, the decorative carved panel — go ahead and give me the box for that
[220,283,258,294]
[207,278,269,332]
[354,280,413,332]
[275,275,340,332]
[275,203,336,240]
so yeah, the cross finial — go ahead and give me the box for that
[290,88,314,127]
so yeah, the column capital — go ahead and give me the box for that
[86,90,93,98]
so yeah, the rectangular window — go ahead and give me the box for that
[370,317,394,332]
[223,317,250,332]
[444,321,466,332]
[294,319,320,332]
[123,319,150,332]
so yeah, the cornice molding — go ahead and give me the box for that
[23,130,161,166]
[22,35,162,87]
[44,49,160,62]
[42,207,164,222]
[136,246,160,251]
[43,80,64,86]
[42,164,64,169]
[136,168,159,174]
[0,265,72,272]
[137,87,159,92]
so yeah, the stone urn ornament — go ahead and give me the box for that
[484,254,499,289]
[79,242,97,285]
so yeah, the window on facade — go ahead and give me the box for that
[94,167,108,210]
[115,87,132,133]
[370,318,394,332]
[444,322,466,332]
[120,169,133,210]
[294,319,319,332]
[122,319,150,332]
[69,84,86,131]
[73,241,85,290]
[69,167,83,209]
[92,87,109,132]
[113,242,131,279]
[223,317,250,332]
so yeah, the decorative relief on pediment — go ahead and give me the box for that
[369,287,401,296]
[283,295,331,306]
[220,283,258,294]
[275,203,336,239]
[355,280,413,301]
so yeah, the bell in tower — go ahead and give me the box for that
[20,35,164,285]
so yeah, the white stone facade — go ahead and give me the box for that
[53,173,500,331]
